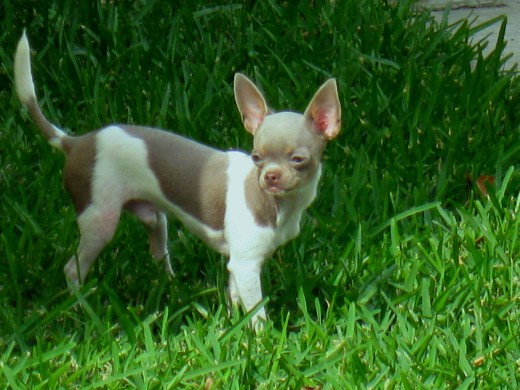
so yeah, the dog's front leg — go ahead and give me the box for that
[227,257,266,330]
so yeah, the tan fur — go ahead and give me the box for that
[121,125,228,230]
[25,98,60,143]
[244,169,278,227]
[62,134,97,214]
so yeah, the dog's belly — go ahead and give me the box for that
[125,199,228,255]
[164,201,229,254]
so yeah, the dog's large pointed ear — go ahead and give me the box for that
[234,73,269,134]
[304,79,341,140]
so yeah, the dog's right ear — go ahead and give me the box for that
[304,79,341,140]
[234,73,268,135]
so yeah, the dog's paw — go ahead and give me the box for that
[63,257,82,288]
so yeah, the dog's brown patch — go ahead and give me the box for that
[122,125,228,230]
[62,133,97,215]
[244,169,277,227]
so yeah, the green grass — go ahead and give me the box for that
[1,0,519,388]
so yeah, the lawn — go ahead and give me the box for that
[0,0,519,388]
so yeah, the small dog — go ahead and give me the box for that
[14,32,341,328]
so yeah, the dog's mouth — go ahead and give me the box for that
[261,180,297,195]
[264,186,285,195]
[259,168,300,195]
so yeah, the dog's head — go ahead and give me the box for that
[234,74,341,195]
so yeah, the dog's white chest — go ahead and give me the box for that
[224,152,278,259]
[223,152,313,260]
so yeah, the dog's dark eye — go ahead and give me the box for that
[290,155,307,165]
[252,153,262,164]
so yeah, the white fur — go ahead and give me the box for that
[14,32,35,105]
[225,152,276,325]
[223,152,320,328]
[225,152,278,260]
[48,126,67,149]
[14,31,67,148]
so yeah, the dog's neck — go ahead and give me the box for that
[273,163,321,225]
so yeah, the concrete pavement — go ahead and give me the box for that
[425,0,520,69]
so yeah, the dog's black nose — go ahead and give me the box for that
[265,171,281,185]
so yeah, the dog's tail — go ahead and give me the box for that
[14,31,67,150]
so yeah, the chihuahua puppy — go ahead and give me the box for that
[14,32,341,329]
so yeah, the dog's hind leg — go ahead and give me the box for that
[126,201,173,276]
[64,205,121,285]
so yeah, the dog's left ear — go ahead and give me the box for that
[304,79,341,140]
[234,73,269,135]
